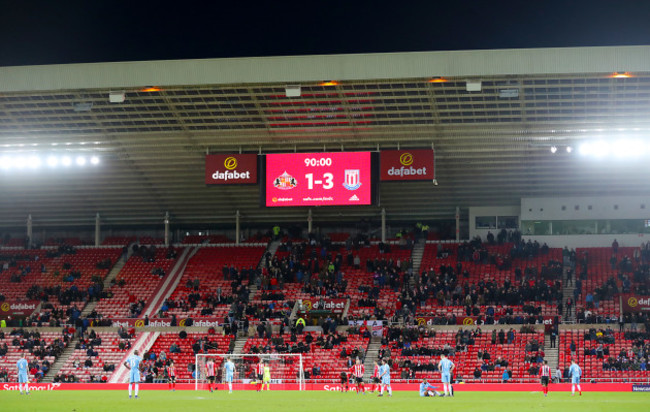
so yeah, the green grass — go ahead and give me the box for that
[0,390,646,412]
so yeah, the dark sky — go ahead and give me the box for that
[2,0,650,66]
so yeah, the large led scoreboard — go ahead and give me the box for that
[206,149,433,207]
[263,152,375,207]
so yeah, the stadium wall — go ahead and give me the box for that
[522,234,648,249]
[469,205,521,240]
[1,383,638,392]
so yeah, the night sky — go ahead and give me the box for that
[1,0,650,66]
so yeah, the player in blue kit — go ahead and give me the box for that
[419,379,441,397]
[124,349,143,399]
[377,359,392,397]
[224,357,235,393]
[569,359,582,396]
[16,353,29,395]
[439,354,455,397]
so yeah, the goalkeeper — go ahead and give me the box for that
[420,379,442,397]
[262,361,271,391]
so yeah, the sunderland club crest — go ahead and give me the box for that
[343,169,361,190]
[273,171,297,190]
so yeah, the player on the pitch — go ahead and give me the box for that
[224,357,235,394]
[166,359,177,391]
[339,371,350,392]
[205,357,216,392]
[377,359,392,397]
[569,359,582,396]
[370,360,380,393]
[16,353,29,395]
[262,361,271,391]
[540,360,551,397]
[255,359,265,392]
[439,354,455,397]
[419,379,442,397]
[124,349,143,399]
[349,359,365,394]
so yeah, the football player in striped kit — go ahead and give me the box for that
[166,359,177,391]
[349,359,366,394]
[205,358,216,393]
[256,359,265,392]
[540,360,551,397]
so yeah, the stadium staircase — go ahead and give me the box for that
[289,301,300,323]
[259,239,282,270]
[544,333,560,370]
[362,336,382,379]
[79,256,128,318]
[340,299,350,320]
[231,335,247,354]
[109,331,160,383]
[42,343,78,383]
[245,240,280,306]
[142,246,198,317]
[410,240,426,278]
[562,266,577,323]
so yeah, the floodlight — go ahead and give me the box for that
[47,156,59,167]
[27,156,41,168]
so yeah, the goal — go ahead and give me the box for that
[194,353,305,391]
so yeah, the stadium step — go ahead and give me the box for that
[561,265,577,323]
[42,342,78,383]
[341,299,351,320]
[248,284,258,305]
[411,240,426,276]
[79,257,128,318]
[544,333,560,370]
[289,300,299,322]
[231,335,247,354]
[258,239,282,270]
[102,255,128,290]
[362,336,382,379]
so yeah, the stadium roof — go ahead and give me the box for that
[1,46,650,227]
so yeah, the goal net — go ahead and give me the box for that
[194,353,305,391]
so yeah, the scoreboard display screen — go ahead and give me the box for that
[264,152,373,207]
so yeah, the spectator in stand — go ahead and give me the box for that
[553,366,561,383]
[473,367,482,379]
[570,340,576,358]
[502,369,510,383]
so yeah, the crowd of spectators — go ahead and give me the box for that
[1,328,70,382]
[581,328,650,372]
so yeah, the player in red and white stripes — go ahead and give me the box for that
[256,359,265,392]
[370,360,380,393]
[349,359,366,394]
[205,358,216,393]
[540,360,551,397]
[166,360,176,391]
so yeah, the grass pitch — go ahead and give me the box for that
[0,390,646,412]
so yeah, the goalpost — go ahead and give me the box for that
[194,353,305,391]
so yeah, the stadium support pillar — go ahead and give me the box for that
[94,213,101,247]
[455,207,460,242]
[27,214,33,248]
[164,212,170,247]
[235,210,240,245]
[308,209,313,233]
[381,208,386,243]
